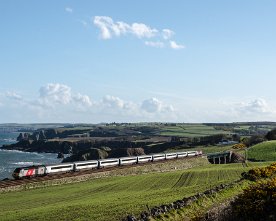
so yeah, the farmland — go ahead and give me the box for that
[167,144,234,154]
[0,161,268,221]
[158,124,229,137]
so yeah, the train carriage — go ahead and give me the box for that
[152,154,166,161]
[12,165,46,179]
[187,151,198,157]
[177,152,188,158]
[165,153,177,160]
[98,158,119,168]
[119,157,138,166]
[137,155,153,163]
[74,160,99,171]
[46,163,74,174]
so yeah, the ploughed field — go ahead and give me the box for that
[0,162,267,221]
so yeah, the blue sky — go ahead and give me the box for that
[0,0,276,123]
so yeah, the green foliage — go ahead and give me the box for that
[242,162,276,181]
[241,135,265,147]
[153,182,248,221]
[266,128,276,140]
[159,124,229,137]
[232,177,276,221]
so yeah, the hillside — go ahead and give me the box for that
[248,141,276,161]
[0,160,267,221]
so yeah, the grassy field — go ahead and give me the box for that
[166,144,234,155]
[248,141,276,161]
[153,181,249,221]
[0,162,266,221]
[159,124,229,137]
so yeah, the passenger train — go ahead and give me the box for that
[12,150,202,179]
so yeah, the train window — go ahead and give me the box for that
[121,158,136,161]
[14,168,21,173]
[101,160,118,164]
[139,157,151,159]
[50,165,73,170]
[77,163,98,166]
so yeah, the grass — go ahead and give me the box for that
[248,141,276,161]
[152,180,249,221]
[159,124,229,137]
[0,162,266,221]
[167,144,233,154]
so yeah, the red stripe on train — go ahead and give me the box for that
[26,169,34,176]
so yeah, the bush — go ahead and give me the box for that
[232,143,246,149]
[266,129,276,140]
[232,177,276,221]
[242,162,276,181]
[242,135,265,147]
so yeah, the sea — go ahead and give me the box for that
[0,132,62,180]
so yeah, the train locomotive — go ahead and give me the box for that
[12,150,202,179]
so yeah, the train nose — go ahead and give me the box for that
[12,172,19,178]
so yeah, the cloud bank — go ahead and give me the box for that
[1,83,175,123]
[2,84,276,123]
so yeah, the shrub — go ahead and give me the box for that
[242,162,276,181]
[232,143,246,149]
[232,177,276,221]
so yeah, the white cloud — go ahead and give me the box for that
[93,16,185,50]
[65,7,73,13]
[73,93,93,107]
[93,16,157,40]
[93,16,113,39]
[141,98,162,113]
[102,95,125,109]
[131,23,158,38]
[170,41,185,50]
[39,83,72,105]
[238,98,273,114]
[141,97,174,113]
[6,91,22,101]
[162,29,174,40]
[0,85,179,123]
[144,41,164,48]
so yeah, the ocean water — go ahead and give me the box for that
[0,132,62,179]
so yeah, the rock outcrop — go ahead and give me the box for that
[109,148,145,158]
[62,148,109,162]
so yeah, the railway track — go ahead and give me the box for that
[0,156,203,190]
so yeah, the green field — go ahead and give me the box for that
[248,141,276,161]
[159,124,229,137]
[0,163,265,221]
[167,144,233,155]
